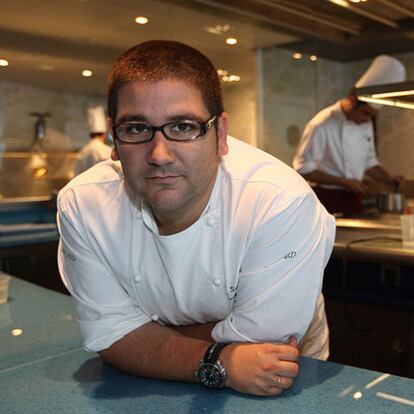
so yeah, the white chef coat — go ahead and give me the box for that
[57,137,335,359]
[293,101,379,189]
[74,137,112,175]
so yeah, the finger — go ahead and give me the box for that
[277,345,300,361]
[287,336,298,348]
[275,360,299,378]
[273,375,294,390]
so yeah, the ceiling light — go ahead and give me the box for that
[328,0,350,7]
[372,90,414,99]
[357,96,414,110]
[206,24,231,35]
[217,69,228,76]
[310,55,318,62]
[135,16,148,25]
[228,75,240,82]
[292,53,302,60]
[82,69,93,77]
[0,59,9,67]
[220,73,240,83]
[225,37,237,45]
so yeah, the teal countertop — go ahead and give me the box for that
[1,350,414,413]
[0,276,81,371]
[1,275,414,413]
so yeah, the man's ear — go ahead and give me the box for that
[217,112,229,156]
[111,147,119,161]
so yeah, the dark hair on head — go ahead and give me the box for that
[107,40,224,121]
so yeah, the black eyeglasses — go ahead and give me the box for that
[113,115,216,144]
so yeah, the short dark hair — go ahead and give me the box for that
[107,40,224,121]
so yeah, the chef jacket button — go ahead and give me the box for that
[213,278,221,287]
[133,274,141,283]
[151,314,159,322]
[207,217,215,226]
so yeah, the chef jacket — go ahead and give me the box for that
[57,137,335,359]
[74,137,112,175]
[293,101,380,189]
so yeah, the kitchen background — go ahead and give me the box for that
[2,0,414,379]
[1,0,414,198]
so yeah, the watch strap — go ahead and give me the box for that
[203,342,229,364]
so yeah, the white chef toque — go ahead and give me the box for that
[87,105,107,134]
[355,55,406,88]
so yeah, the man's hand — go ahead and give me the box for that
[341,178,368,195]
[221,337,300,396]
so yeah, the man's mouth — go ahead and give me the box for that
[147,175,181,183]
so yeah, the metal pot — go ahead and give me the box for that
[376,191,405,213]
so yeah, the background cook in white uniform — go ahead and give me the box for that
[293,55,406,199]
[293,100,379,189]
[58,136,335,359]
[74,105,113,175]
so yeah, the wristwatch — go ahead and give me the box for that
[196,342,230,388]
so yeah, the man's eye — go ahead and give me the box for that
[126,124,150,134]
[172,121,197,133]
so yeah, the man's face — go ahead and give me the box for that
[350,103,378,124]
[110,79,228,230]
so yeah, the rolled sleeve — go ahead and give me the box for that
[212,192,335,344]
[57,195,151,352]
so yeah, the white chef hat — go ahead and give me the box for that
[87,105,107,134]
[355,55,406,88]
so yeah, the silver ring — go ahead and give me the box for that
[275,375,282,387]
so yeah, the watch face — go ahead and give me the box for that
[198,363,226,388]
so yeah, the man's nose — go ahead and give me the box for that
[147,131,174,165]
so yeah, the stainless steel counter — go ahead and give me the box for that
[334,213,414,265]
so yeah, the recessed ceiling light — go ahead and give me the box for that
[206,24,231,35]
[0,59,9,67]
[82,69,93,77]
[310,55,318,62]
[135,16,148,25]
[219,70,240,83]
[328,0,349,6]
[292,53,302,60]
[225,37,237,45]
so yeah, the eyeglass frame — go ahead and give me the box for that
[112,115,217,144]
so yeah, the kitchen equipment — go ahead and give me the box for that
[376,191,405,214]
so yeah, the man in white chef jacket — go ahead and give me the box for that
[293,55,405,215]
[74,105,112,175]
[57,41,335,396]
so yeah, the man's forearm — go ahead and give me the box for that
[99,321,300,396]
[301,170,346,187]
[169,322,216,340]
[99,322,210,382]
[365,165,393,186]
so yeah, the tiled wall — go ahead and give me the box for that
[222,81,257,146]
[261,48,414,180]
[0,80,105,151]
[0,79,255,151]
